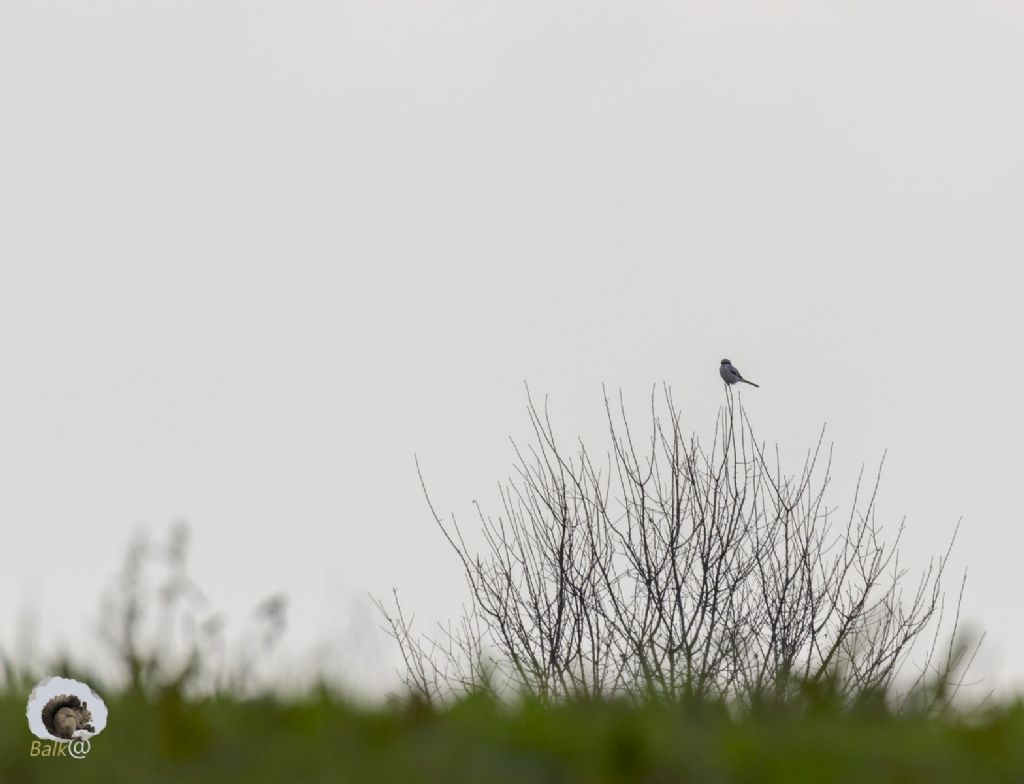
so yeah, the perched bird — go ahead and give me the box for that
[720,359,759,388]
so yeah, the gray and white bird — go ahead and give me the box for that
[720,359,759,388]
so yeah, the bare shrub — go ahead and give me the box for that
[380,386,977,709]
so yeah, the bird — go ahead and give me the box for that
[720,359,759,388]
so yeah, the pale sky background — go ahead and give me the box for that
[1,1,1022,695]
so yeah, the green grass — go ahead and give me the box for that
[2,688,1022,783]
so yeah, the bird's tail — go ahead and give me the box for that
[741,379,760,388]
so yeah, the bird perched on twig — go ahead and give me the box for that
[720,359,759,388]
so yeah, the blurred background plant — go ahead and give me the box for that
[0,521,288,703]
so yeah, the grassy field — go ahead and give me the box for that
[2,686,1022,783]
[1,520,1003,783]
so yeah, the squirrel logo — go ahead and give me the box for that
[26,677,107,743]
[41,695,95,740]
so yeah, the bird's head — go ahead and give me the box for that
[720,359,731,365]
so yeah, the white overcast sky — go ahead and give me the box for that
[1,1,1022,694]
